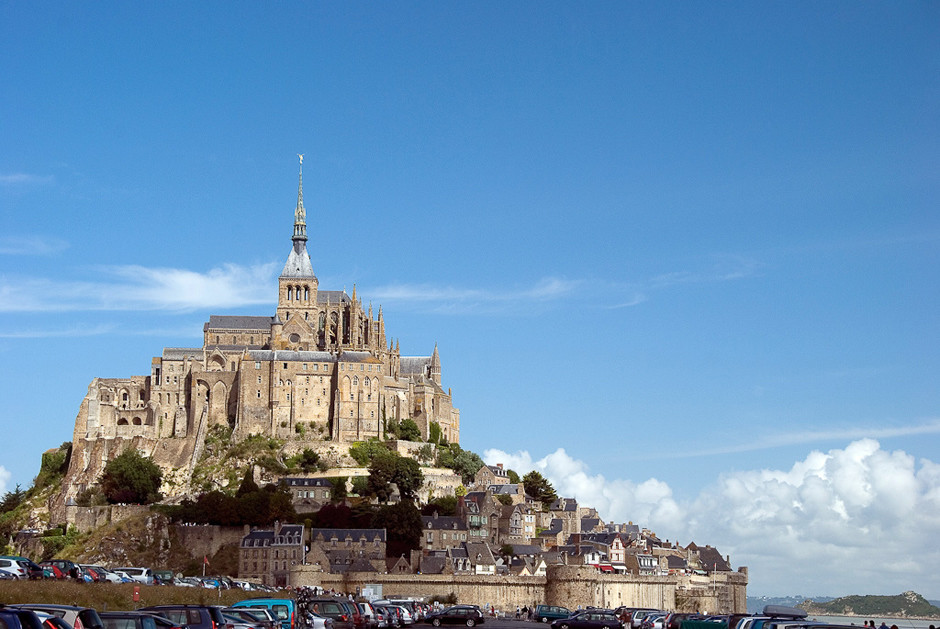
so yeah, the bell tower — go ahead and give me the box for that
[275,155,319,347]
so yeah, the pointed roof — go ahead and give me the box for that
[281,156,317,279]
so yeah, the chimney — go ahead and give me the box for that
[497,463,503,469]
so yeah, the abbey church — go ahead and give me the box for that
[56,162,460,513]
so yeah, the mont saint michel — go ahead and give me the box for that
[53,161,460,519]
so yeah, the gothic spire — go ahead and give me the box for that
[293,154,307,248]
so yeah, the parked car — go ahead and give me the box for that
[423,606,486,627]
[550,610,622,629]
[138,605,227,629]
[356,603,379,629]
[224,609,278,629]
[232,599,298,629]
[629,611,662,629]
[534,607,571,624]
[114,566,155,584]
[0,606,46,629]
[38,562,65,579]
[100,611,183,629]
[12,605,105,629]
[304,599,359,629]
[31,610,73,629]
[41,559,84,580]
[1,556,44,580]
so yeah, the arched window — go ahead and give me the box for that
[353,376,359,386]
[132,417,142,426]
[304,286,309,300]
[117,418,129,426]
[286,287,292,301]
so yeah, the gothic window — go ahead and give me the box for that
[353,376,359,386]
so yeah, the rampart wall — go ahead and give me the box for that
[291,564,747,614]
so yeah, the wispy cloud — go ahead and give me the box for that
[0,173,54,186]
[0,235,69,256]
[649,254,762,288]
[0,262,278,313]
[644,419,940,460]
[0,466,9,495]
[368,276,583,313]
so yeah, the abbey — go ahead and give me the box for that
[56,162,460,512]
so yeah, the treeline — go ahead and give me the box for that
[161,470,296,526]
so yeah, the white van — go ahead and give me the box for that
[112,566,154,584]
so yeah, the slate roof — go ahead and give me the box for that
[206,315,275,331]
[422,515,467,531]
[317,290,351,304]
[284,478,333,488]
[339,350,383,363]
[508,544,542,556]
[665,555,688,570]
[163,348,203,360]
[241,524,304,547]
[281,246,316,278]
[310,528,386,543]
[248,350,337,362]
[399,356,431,375]
[694,544,732,571]
[419,555,447,575]
[489,484,522,495]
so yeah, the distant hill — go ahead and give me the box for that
[747,597,835,615]
[799,591,940,618]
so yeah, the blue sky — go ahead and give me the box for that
[2,2,938,598]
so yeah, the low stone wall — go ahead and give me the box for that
[291,565,747,614]
[67,504,152,533]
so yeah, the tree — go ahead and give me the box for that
[367,451,424,503]
[422,495,458,517]
[398,419,421,442]
[372,500,422,558]
[523,470,557,510]
[331,476,348,501]
[0,485,26,514]
[499,543,515,560]
[435,444,483,484]
[496,494,513,506]
[506,469,521,484]
[428,421,442,445]
[236,467,259,497]
[100,449,163,504]
[351,476,369,496]
[349,439,391,466]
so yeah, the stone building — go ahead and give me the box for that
[239,522,305,587]
[55,161,461,516]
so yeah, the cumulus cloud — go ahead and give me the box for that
[0,262,278,313]
[484,440,940,597]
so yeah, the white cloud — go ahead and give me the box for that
[0,262,278,313]
[0,466,9,495]
[484,439,940,597]
[0,173,54,186]
[0,235,69,255]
